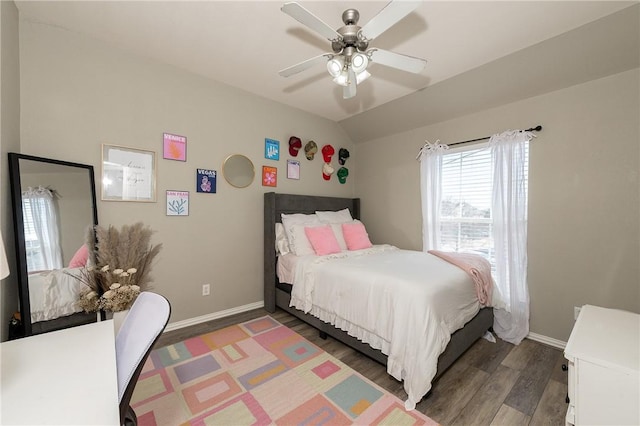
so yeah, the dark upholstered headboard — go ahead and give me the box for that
[263,192,360,312]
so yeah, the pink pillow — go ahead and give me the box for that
[342,221,373,250]
[304,225,341,256]
[68,244,89,268]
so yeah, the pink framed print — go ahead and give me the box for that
[163,133,187,161]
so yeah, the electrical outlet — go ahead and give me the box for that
[202,284,211,296]
[574,306,581,320]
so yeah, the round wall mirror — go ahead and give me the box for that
[223,154,255,188]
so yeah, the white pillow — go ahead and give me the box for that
[275,223,291,255]
[281,213,321,256]
[287,225,320,256]
[329,223,348,251]
[315,208,353,224]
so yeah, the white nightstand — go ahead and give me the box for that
[564,305,640,425]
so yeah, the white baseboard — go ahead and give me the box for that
[527,332,566,349]
[164,302,568,351]
[164,301,265,333]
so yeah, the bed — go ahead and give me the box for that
[28,267,86,323]
[27,268,95,334]
[264,192,494,409]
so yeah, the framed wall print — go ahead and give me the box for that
[196,168,217,193]
[163,133,187,161]
[102,144,156,202]
[264,138,280,161]
[287,160,300,180]
[262,166,277,187]
[166,190,189,216]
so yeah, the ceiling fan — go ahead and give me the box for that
[279,1,427,99]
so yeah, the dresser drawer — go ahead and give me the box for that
[575,359,639,425]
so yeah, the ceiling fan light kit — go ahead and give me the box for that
[327,57,345,78]
[279,0,427,99]
[351,53,368,73]
[333,74,349,87]
[356,70,371,85]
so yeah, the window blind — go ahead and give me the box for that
[439,143,529,267]
[22,198,45,272]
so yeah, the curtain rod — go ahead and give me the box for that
[448,125,542,147]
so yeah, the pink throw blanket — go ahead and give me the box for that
[428,250,493,306]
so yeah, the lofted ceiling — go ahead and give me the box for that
[15,1,637,123]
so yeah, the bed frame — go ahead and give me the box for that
[264,192,493,383]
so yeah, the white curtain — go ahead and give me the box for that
[22,186,63,271]
[490,130,534,345]
[417,140,449,251]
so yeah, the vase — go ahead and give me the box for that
[112,309,130,335]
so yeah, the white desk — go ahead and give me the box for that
[1,320,119,425]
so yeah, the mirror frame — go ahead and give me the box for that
[8,153,99,337]
[222,154,255,188]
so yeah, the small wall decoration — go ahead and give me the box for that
[322,162,335,181]
[265,138,280,161]
[337,167,349,184]
[338,148,350,165]
[163,133,187,161]
[288,136,302,157]
[321,144,335,163]
[166,190,189,216]
[287,160,300,180]
[304,141,318,160]
[196,168,217,193]
[262,166,277,187]
[101,144,156,202]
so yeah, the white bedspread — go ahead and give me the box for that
[28,267,85,323]
[277,252,304,284]
[288,245,482,410]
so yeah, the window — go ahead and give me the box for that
[439,143,528,268]
[22,198,46,272]
[420,130,533,343]
[21,188,63,272]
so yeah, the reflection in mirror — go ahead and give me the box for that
[223,154,255,188]
[9,153,98,337]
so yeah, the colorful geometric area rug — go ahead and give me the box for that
[131,315,438,425]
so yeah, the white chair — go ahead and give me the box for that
[115,292,171,425]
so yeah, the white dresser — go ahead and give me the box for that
[564,305,640,425]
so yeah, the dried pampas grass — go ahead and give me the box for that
[84,222,162,293]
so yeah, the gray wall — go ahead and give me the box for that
[354,69,640,342]
[7,3,640,345]
[0,0,21,342]
[17,18,356,328]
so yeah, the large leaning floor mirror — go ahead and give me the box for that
[8,153,99,337]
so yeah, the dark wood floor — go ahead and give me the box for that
[156,308,569,425]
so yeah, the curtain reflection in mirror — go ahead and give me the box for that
[22,186,62,272]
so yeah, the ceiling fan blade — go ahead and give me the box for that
[359,0,422,41]
[279,53,332,77]
[343,67,357,99]
[281,2,342,42]
[368,48,427,73]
